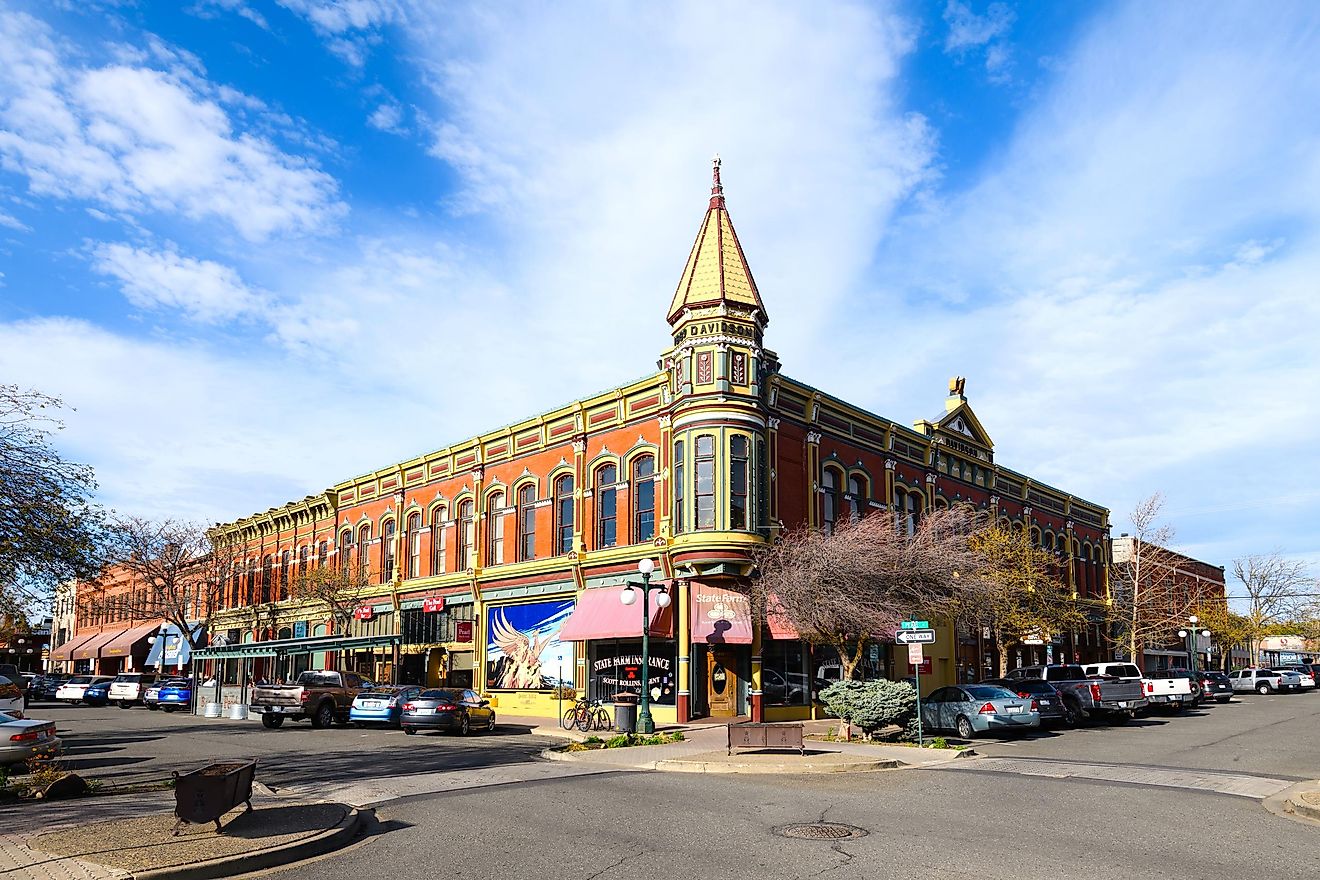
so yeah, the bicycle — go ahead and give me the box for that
[561,697,612,732]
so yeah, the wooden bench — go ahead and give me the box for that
[727,722,805,756]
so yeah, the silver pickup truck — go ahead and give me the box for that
[1005,664,1148,726]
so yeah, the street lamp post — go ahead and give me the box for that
[621,558,671,735]
[1177,614,1212,679]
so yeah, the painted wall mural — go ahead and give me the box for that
[485,599,575,690]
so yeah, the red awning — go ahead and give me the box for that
[558,585,674,641]
[72,629,122,661]
[690,584,754,645]
[766,593,799,641]
[49,632,97,662]
[101,621,163,658]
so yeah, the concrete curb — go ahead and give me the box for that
[653,757,900,774]
[541,746,905,775]
[129,804,363,880]
[1262,781,1320,829]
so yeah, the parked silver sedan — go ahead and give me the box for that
[921,684,1040,739]
[0,714,61,766]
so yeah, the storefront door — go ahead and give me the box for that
[707,650,738,716]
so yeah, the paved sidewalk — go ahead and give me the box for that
[540,722,972,773]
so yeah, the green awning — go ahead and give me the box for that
[192,634,400,660]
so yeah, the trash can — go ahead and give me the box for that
[612,692,638,733]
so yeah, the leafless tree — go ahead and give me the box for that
[955,522,1088,676]
[288,557,372,636]
[1234,552,1314,664]
[750,506,983,681]
[84,517,244,652]
[0,386,110,619]
[1106,493,1202,663]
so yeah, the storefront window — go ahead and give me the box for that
[401,603,475,645]
[589,640,676,705]
[763,640,809,706]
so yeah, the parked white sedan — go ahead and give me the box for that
[55,675,115,704]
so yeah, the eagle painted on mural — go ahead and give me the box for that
[489,608,548,689]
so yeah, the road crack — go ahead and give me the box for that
[584,846,645,880]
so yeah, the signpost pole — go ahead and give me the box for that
[558,653,564,723]
[915,654,923,748]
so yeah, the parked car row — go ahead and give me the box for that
[919,662,1317,739]
[248,670,496,736]
[25,673,195,711]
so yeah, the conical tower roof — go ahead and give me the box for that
[666,157,768,327]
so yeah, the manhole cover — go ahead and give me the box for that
[775,822,868,841]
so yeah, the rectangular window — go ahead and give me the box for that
[633,456,656,543]
[434,524,447,574]
[409,528,421,579]
[695,434,716,530]
[518,487,537,561]
[597,467,617,549]
[673,441,685,534]
[729,435,749,530]
[490,511,505,565]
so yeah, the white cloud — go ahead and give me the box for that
[189,0,270,29]
[278,0,400,66]
[366,100,405,134]
[0,10,345,241]
[408,1,934,388]
[942,0,1015,83]
[847,1,1320,566]
[0,208,28,231]
[90,242,267,323]
[943,0,1013,51]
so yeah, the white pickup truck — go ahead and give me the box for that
[1084,663,1195,711]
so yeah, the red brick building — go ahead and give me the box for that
[173,160,1111,721]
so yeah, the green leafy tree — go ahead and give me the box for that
[0,386,110,619]
[818,679,917,740]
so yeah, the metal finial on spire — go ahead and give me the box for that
[709,153,724,207]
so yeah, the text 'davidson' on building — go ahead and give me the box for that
[95,160,1112,722]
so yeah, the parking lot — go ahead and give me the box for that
[23,685,1320,793]
[23,699,558,791]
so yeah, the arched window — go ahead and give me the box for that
[730,436,750,530]
[338,529,352,571]
[406,512,422,579]
[821,466,843,534]
[457,500,475,570]
[317,540,328,568]
[297,545,308,580]
[694,434,716,530]
[280,550,292,600]
[260,555,273,604]
[517,484,537,561]
[632,455,656,543]
[431,507,448,574]
[357,523,372,577]
[895,488,919,536]
[487,491,506,565]
[596,465,618,548]
[847,475,867,522]
[554,475,575,555]
[673,441,686,534]
[381,519,396,584]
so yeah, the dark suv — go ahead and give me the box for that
[1198,671,1233,703]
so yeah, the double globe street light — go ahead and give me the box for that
[620,558,670,735]
[1177,614,1212,678]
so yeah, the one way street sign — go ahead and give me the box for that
[895,629,936,645]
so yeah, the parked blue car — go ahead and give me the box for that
[350,685,423,727]
[82,680,111,707]
[155,679,193,713]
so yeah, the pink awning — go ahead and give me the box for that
[559,586,674,641]
[691,584,754,645]
[766,593,799,641]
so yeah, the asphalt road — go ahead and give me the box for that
[972,688,1320,780]
[22,699,556,789]
[24,689,1320,878]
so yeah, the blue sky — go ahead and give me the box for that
[2,1,1318,593]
